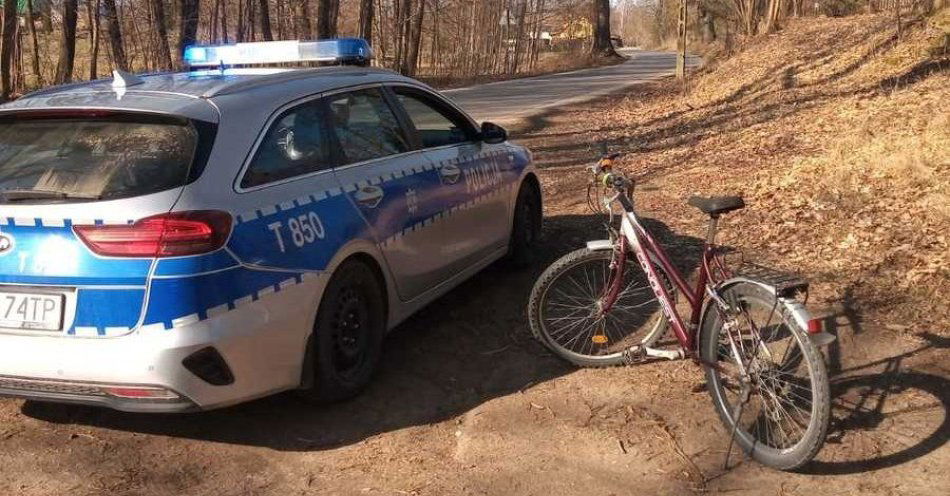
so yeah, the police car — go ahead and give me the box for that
[0,39,541,412]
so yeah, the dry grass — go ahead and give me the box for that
[519,11,950,332]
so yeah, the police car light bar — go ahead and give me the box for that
[183,38,372,68]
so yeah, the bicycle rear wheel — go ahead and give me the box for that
[699,282,830,470]
[527,247,670,367]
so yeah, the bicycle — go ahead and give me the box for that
[527,149,835,470]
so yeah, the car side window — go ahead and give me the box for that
[393,88,475,149]
[242,99,331,188]
[327,89,410,165]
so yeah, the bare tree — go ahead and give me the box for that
[54,0,79,84]
[317,0,339,38]
[1,0,17,99]
[258,0,273,41]
[25,0,42,86]
[295,1,312,39]
[87,0,102,79]
[103,0,128,70]
[729,0,759,35]
[591,0,616,56]
[179,0,201,57]
[359,0,374,44]
[764,0,783,33]
[149,0,173,68]
[403,0,425,76]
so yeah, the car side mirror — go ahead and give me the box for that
[479,122,508,144]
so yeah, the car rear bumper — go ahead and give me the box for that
[0,376,197,412]
[0,279,320,413]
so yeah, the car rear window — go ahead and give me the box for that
[0,114,207,203]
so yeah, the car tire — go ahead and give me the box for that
[505,180,542,267]
[297,260,386,404]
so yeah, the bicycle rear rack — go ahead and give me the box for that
[734,263,809,298]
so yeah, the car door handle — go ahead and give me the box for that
[354,185,384,209]
[439,163,461,185]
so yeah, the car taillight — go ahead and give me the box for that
[73,210,232,257]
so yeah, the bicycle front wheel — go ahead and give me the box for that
[527,247,670,367]
[700,282,830,470]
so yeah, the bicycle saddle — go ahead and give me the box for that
[687,195,745,217]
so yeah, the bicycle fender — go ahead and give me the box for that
[586,240,613,251]
[697,278,835,352]
[781,297,836,346]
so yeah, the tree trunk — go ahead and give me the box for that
[394,0,410,70]
[258,0,273,40]
[764,0,783,33]
[221,0,229,42]
[54,0,79,84]
[741,0,758,36]
[317,0,339,38]
[590,0,615,57]
[236,0,245,41]
[1,0,18,99]
[102,0,128,71]
[26,0,42,85]
[88,0,102,79]
[512,0,528,74]
[150,0,173,68]
[178,0,200,58]
[275,0,285,39]
[246,0,256,40]
[404,0,425,76]
[295,1,312,39]
[359,0,374,44]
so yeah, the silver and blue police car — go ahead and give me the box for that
[0,39,541,412]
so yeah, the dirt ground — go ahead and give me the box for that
[0,90,947,496]
[2,14,948,494]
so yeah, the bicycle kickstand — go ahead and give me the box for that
[723,385,751,470]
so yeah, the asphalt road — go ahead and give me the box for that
[445,49,701,125]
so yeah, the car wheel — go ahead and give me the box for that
[506,180,542,267]
[298,260,386,404]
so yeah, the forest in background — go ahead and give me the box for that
[0,0,619,100]
[0,0,946,101]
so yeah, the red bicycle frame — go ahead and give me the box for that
[604,193,730,355]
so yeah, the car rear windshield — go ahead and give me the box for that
[0,114,206,203]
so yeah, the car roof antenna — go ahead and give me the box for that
[112,69,143,100]
[112,69,144,89]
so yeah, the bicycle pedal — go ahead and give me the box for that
[622,346,648,365]
[622,346,685,364]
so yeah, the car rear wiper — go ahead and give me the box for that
[0,188,102,203]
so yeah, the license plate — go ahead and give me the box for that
[0,291,65,331]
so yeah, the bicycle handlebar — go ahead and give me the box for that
[589,153,634,193]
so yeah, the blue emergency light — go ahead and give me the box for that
[183,38,373,68]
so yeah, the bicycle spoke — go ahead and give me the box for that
[536,250,676,360]
[759,388,799,447]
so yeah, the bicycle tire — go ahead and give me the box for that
[527,247,671,367]
[699,282,830,470]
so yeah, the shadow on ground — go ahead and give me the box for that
[513,15,947,171]
[799,324,950,475]
[22,213,705,452]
